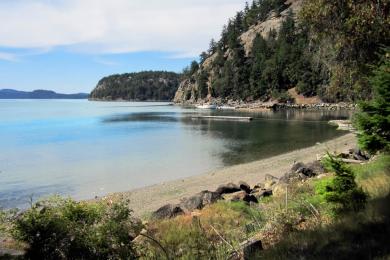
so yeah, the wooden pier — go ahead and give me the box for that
[191,115,253,121]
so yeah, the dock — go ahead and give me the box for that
[191,115,253,122]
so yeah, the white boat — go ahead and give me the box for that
[196,104,217,109]
[217,106,236,110]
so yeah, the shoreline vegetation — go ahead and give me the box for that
[2,132,389,259]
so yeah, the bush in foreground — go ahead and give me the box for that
[13,197,142,260]
[321,154,368,213]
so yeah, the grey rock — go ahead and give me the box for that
[152,204,184,220]
[239,181,251,194]
[253,183,265,189]
[306,161,325,175]
[252,189,273,199]
[243,194,259,204]
[215,183,241,195]
[180,190,221,212]
[291,162,305,172]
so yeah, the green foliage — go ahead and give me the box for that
[196,69,209,99]
[300,0,390,102]
[90,71,181,101]
[321,155,368,213]
[13,197,142,260]
[354,48,390,154]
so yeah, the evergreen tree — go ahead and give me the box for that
[250,34,269,98]
[354,48,390,153]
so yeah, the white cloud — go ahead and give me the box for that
[0,52,19,62]
[0,0,245,57]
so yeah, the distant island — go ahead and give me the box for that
[0,89,89,99]
[90,71,181,101]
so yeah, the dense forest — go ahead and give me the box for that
[175,0,389,103]
[90,71,181,101]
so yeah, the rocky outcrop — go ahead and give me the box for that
[173,0,303,105]
[240,0,302,56]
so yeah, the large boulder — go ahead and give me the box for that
[223,191,247,202]
[349,148,370,161]
[280,161,323,183]
[215,183,241,195]
[290,162,305,172]
[251,188,273,199]
[306,160,325,175]
[223,191,258,204]
[239,181,252,194]
[152,204,184,220]
[253,183,265,189]
[180,190,221,212]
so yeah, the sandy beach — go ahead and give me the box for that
[106,133,357,217]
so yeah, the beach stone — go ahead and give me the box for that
[152,204,184,220]
[291,162,305,172]
[251,188,273,199]
[243,194,258,204]
[223,191,247,202]
[253,183,265,189]
[295,166,315,178]
[306,161,325,175]
[180,190,221,212]
[223,191,258,204]
[215,183,241,195]
[239,181,251,194]
[241,239,263,260]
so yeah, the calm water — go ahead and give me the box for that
[0,100,350,209]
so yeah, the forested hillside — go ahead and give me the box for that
[90,71,181,101]
[174,0,389,104]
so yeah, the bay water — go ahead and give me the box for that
[0,100,350,209]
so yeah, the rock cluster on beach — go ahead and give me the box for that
[151,159,327,220]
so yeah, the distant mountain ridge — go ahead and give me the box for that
[0,89,89,99]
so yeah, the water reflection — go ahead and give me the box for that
[102,109,350,165]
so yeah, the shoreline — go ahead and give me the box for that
[103,133,357,217]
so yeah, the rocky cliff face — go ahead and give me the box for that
[173,0,302,104]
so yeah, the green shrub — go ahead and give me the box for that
[13,197,142,260]
[321,155,368,213]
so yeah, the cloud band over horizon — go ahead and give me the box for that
[0,0,245,93]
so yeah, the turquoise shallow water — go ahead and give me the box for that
[0,100,350,209]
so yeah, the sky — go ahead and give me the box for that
[0,0,246,93]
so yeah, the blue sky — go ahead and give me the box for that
[0,0,245,93]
